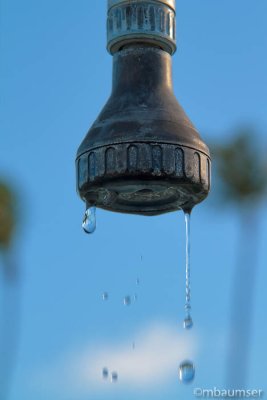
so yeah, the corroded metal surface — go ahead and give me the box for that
[77,142,210,215]
[76,3,211,216]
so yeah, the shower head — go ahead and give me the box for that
[76,0,211,215]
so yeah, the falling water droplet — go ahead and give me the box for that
[102,292,109,301]
[183,315,193,329]
[179,360,195,383]
[82,206,96,234]
[133,293,138,302]
[184,210,193,327]
[132,342,136,349]
[102,367,109,380]
[136,278,140,285]
[123,295,131,306]
[111,371,118,383]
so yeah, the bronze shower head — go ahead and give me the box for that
[76,0,211,215]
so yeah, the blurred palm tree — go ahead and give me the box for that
[0,181,19,399]
[212,129,267,390]
[0,182,17,279]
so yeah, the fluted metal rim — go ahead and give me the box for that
[108,0,176,12]
[107,34,176,55]
[107,0,177,55]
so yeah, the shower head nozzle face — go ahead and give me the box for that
[77,142,210,216]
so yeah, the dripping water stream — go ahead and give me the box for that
[179,209,195,384]
[184,211,193,330]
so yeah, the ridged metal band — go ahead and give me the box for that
[107,0,176,55]
[77,143,211,192]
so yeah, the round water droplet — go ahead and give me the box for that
[102,292,109,301]
[179,360,195,383]
[111,371,118,383]
[102,367,109,379]
[82,207,96,234]
[183,316,193,329]
[123,296,131,306]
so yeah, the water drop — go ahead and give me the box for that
[183,315,193,329]
[133,293,138,302]
[136,278,140,285]
[184,210,193,327]
[102,367,109,380]
[132,342,136,349]
[102,292,109,301]
[82,206,96,234]
[111,371,118,383]
[179,360,195,383]
[123,295,131,306]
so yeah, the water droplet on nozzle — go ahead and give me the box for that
[82,206,96,234]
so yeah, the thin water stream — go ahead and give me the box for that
[184,211,193,330]
[179,210,195,384]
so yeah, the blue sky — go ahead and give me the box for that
[1,1,267,399]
